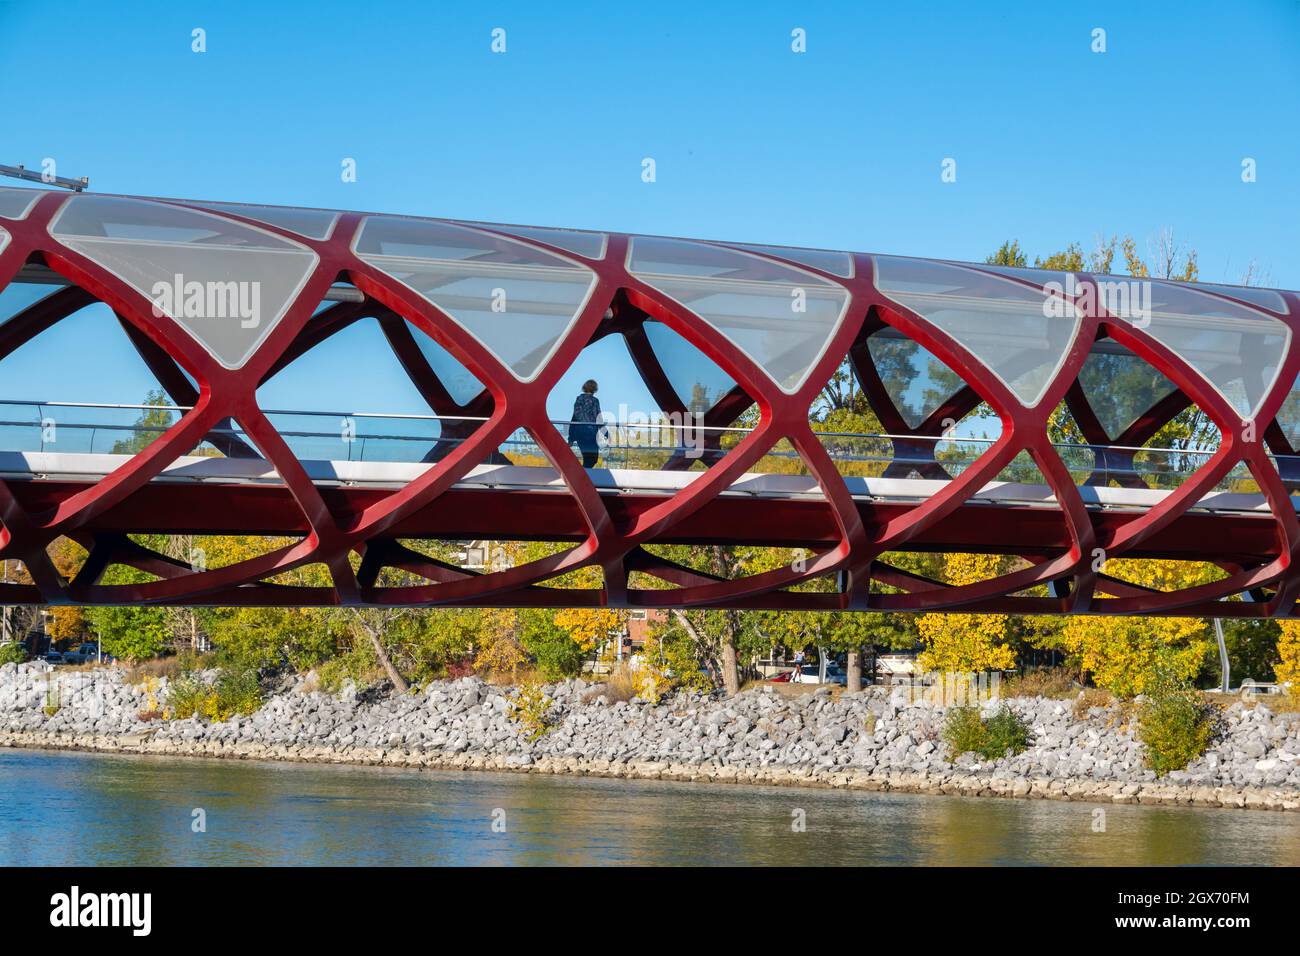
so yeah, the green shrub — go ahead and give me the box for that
[214,668,262,718]
[983,706,1032,757]
[1138,676,1218,776]
[166,667,263,722]
[0,642,27,665]
[507,681,556,741]
[943,706,988,756]
[316,650,376,693]
[943,704,1032,760]
[522,629,585,680]
[166,672,211,720]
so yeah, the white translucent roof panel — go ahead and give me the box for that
[49,195,319,370]
[1077,342,1179,440]
[494,224,607,260]
[866,334,964,428]
[354,217,596,382]
[985,265,1290,317]
[627,237,851,394]
[975,264,1062,286]
[874,256,1082,407]
[731,243,855,278]
[1196,282,1288,315]
[1139,280,1290,418]
[187,202,339,241]
[0,187,45,220]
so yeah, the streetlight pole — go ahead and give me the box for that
[1214,619,1230,693]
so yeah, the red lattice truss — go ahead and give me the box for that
[1,192,1299,617]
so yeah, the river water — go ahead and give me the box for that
[1,749,1297,865]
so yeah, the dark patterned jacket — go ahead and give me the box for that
[568,393,602,449]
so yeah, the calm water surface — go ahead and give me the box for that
[1,749,1297,865]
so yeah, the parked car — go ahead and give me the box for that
[791,664,847,685]
[769,670,794,683]
[43,650,65,665]
[62,642,100,665]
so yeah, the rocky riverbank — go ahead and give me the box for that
[2,662,1299,811]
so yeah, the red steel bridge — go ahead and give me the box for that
[1,186,1299,616]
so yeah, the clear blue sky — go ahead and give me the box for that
[2,0,1298,425]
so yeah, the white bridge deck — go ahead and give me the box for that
[0,451,1285,516]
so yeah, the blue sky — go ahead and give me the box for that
[2,0,1298,427]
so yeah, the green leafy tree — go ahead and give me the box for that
[111,388,175,455]
[84,567,169,661]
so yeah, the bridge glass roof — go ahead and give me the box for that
[487,224,607,260]
[731,243,855,278]
[1139,281,1289,418]
[866,334,964,428]
[1277,374,1300,449]
[354,217,597,383]
[641,318,739,410]
[627,237,851,394]
[873,256,1082,408]
[0,187,43,220]
[48,195,320,369]
[1076,342,1179,439]
[186,201,339,241]
[1197,282,1287,314]
[409,324,487,406]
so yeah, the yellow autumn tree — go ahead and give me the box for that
[471,608,529,678]
[518,543,627,654]
[550,565,627,651]
[1276,620,1300,703]
[916,553,1016,673]
[1041,559,1215,697]
[48,607,87,646]
[554,605,625,651]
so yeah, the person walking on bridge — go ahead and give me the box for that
[568,379,603,468]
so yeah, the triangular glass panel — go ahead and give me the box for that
[1077,339,1179,441]
[873,255,1081,408]
[258,315,489,468]
[549,320,747,472]
[626,237,851,394]
[48,195,320,369]
[1275,372,1300,449]
[352,216,597,382]
[1137,279,1290,418]
[0,279,67,325]
[0,301,181,463]
[408,323,488,408]
[1129,401,1220,493]
[865,330,966,428]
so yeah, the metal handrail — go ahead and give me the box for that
[0,398,1284,482]
[0,398,1236,457]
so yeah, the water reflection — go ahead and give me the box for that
[1,750,1297,866]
